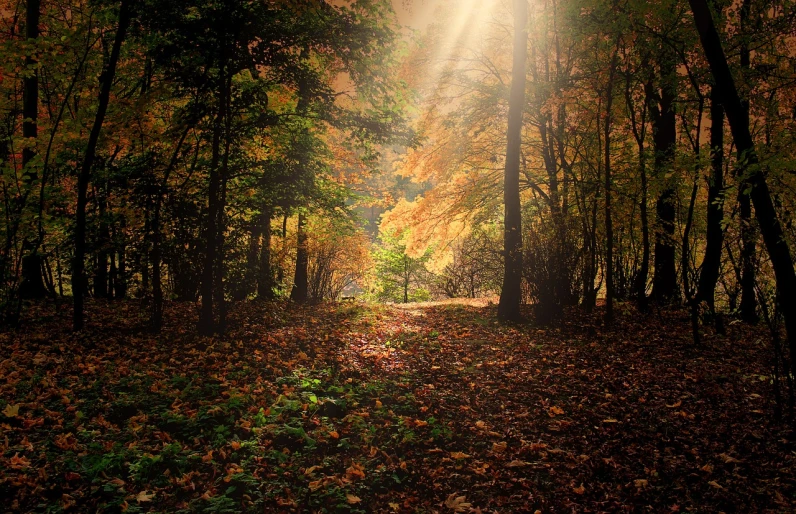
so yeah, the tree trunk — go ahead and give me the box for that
[689,0,796,381]
[696,89,724,313]
[291,211,309,303]
[257,208,274,299]
[497,0,527,322]
[737,0,757,323]
[22,0,39,182]
[152,126,190,329]
[649,73,678,303]
[738,193,758,322]
[604,43,619,324]
[94,187,109,298]
[72,0,131,331]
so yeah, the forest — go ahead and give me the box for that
[1,0,796,511]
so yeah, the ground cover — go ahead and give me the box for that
[1,300,793,512]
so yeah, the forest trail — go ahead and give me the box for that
[1,301,794,512]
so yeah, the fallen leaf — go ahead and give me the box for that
[666,400,682,408]
[136,491,155,503]
[506,460,531,468]
[3,404,20,418]
[603,418,619,423]
[9,452,30,469]
[445,493,472,512]
[708,480,724,490]
[549,406,565,417]
[346,494,361,504]
[573,483,586,494]
[492,441,507,453]
[450,451,470,459]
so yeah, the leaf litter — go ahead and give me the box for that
[0,300,794,512]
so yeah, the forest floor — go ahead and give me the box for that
[1,300,794,513]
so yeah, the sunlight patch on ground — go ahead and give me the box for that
[391,296,498,311]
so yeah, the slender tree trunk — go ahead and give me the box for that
[94,187,109,298]
[403,257,409,304]
[115,217,127,298]
[72,0,131,331]
[257,208,274,299]
[290,211,308,303]
[689,0,796,384]
[604,43,619,324]
[738,193,758,321]
[697,89,724,314]
[737,0,757,323]
[649,74,678,303]
[151,126,189,330]
[22,0,39,183]
[498,0,528,322]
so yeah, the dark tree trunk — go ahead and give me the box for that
[199,59,229,335]
[94,187,109,298]
[689,0,796,384]
[72,0,131,331]
[291,212,309,303]
[19,253,46,299]
[738,193,758,322]
[257,208,274,299]
[151,125,189,330]
[696,89,725,313]
[648,73,678,303]
[737,0,757,323]
[497,0,527,322]
[22,0,39,180]
[115,218,127,299]
[108,251,117,298]
[16,0,45,303]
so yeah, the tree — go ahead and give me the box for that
[688,0,796,375]
[497,0,527,322]
[72,0,132,331]
[372,232,431,304]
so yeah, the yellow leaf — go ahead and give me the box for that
[450,451,470,460]
[475,420,486,430]
[375,400,383,408]
[666,400,682,408]
[346,494,362,504]
[603,418,619,423]
[3,404,20,418]
[136,491,155,503]
[389,503,400,511]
